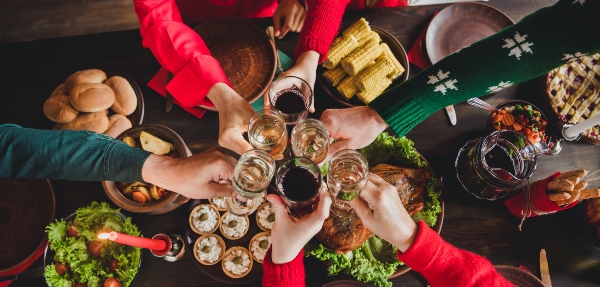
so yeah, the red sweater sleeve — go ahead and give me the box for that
[262,247,305,287]
[295,0,349,63]
[398,221,515,287]
[133,0,230,107]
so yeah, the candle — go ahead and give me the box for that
[563,114,600,139]
[98,231,167,251]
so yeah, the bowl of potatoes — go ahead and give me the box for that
[102,124,191,214]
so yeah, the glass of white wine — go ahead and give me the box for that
[226,149,275,216]
[248,110,288,158]
[291,118,329,164]
[327,149,369,217]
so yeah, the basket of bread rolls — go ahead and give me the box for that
[43,69,143,138]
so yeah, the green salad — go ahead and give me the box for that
[306,133,443,287]
[45,202,141,287]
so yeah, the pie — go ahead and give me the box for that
[546,53,600,144]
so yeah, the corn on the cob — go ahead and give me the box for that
[355,58,395,91]
[341,38,382,76]
[357,77,392,104]
[358,31,380,46]
[323,66,347,87]
[378,43,405,79]
[336,69,368,100]
[342,18,370,38]
[323,35,359,69]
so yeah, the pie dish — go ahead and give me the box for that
[546,53,600,144]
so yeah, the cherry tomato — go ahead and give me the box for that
[54,261,69,275]
[68,225,78,237]
[104,277,122,287]
[88,241,103,258]
[108,258,119,272]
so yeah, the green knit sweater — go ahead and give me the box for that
[370,0,600,137]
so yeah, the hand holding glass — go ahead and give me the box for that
[275,157,322,217]
[248,109,288,158]
[226,149,275,215]
[327,149,369,217]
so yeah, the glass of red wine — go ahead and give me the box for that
[268,76,313,126]
[275,157,322,217]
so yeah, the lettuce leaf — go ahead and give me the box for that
[359,132,427,168]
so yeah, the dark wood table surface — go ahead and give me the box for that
[2,0,600,286]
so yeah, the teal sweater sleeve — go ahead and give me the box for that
[369,0,600,137]
[0,125,151,182]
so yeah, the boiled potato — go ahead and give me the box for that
[140,131,173,155]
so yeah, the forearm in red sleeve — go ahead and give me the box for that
[133,0,230,107]
[262,247,305,287]
[294,0,349,63]
[398,221,515,287]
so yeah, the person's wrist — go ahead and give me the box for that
[206,83,241,109]
[296,50,320,70]
[141,154,178,191]
[390,220,418,253]
[362,106,388,130]
[271,245,300,264]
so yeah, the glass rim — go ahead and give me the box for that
[327,149,369,187]
[291,118,329,138]
[233,149,276,180]
[275,157,322,205]
[248,109,287,143]
[268,75,314,116]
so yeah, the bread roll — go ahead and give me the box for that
[64,69,107,93]
[106,76,137,115]
[70,83,115,112]
[104,114,132,138]
[54,111,109,134]
[50,83,66,98]
[43,94,79,123]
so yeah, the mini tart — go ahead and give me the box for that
[249,231,271,263]
[219,211,249,240]
[256,202,274,231]
[189,204,220,235]
[222,247,253,278]
[193,234,226,266]
[209,197,228,211]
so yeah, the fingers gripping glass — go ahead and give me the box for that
[226,150,275,216]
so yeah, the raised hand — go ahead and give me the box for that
[273,0,307,39]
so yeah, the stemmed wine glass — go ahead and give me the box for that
[291,118,329,164]
[248,109,288,158]
[268,76,313,126]
[225,149,275,216]
[327,149,369,217]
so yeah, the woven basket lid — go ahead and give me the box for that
[194,19,276,105]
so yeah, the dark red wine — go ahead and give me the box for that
[281,166,319,202]
[485,146,515,175]
[274,89,306,114]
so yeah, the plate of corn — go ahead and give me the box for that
[318,18,409,107]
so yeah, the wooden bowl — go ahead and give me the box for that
[222,247,253,278]
[255,202,274,232]
[190,204,221,235]
[194,18,276,107]
[220,212,250,240]
[193,234,227,266]
[102,124,191,214]
[209,197,228,211]
[248,231,271,263]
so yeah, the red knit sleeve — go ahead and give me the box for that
[262,247,305,287]
[133,0,230,107]
[294,0,350,63]
[397,221,515,287]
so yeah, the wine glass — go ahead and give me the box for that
[226,150,275,216]
[268,76,313,126]
[291,118,329,164]
[275,157,322,217]
[248,109,288,158]
[327,149,369,217]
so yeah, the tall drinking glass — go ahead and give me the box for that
[275,157,322,217]
[327,149,369,217]
[268,76,313,126]
[248,109,288,158]
[291,118,329,164]
[226,150,275,215]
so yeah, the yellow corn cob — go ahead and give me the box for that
[355,58,395,91]
[342,18,370,38]
[323,35,359,69]
[378,43,405,79]
[323,66,347,87]
[336,69,368,100]
[358,31,380,46]
[341,38,382,76]
[357,77,392,104]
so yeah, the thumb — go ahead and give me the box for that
[350,197,374,224]
[267,194,289,218]
[327,139,352,158]
[228,134,254,156]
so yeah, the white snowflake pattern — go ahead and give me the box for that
[426,69,450,84]
[502,32,534,60]
[572,0,585,5]
[562,52,588,62]
[487,81,514,93]
[427,70,458,95]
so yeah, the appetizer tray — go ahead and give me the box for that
[184,199,266,284]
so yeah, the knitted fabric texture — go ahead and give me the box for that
[262,248,305,287]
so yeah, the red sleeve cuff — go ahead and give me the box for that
[262,247,305,287]
[166,55,230,107]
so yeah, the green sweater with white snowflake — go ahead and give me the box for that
[369,0,600,137]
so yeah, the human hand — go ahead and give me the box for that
[282,50,319,112]
[320,106,388,158]
[142,147,238,199]
[206,83,254,155]
[273,0,306,39]
[350,174,417,252]
[267,186,331,264]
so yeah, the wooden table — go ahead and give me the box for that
[2,0,600,286]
